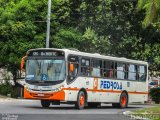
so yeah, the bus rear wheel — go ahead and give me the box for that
[118,92,128,108]
[75,91,86,110]
[41,100,50,108]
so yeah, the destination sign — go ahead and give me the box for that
[28,50,64,57]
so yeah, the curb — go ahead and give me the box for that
[0,98,15,102]
[0,98,35,102]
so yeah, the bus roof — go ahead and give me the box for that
[27,48,148,65]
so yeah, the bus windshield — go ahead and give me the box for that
[26,59,66,82]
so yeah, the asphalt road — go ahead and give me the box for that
[0,99,154,120]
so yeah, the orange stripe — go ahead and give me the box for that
[62,88,148,94]
[128,91,148,94]
[87,89,122,93]
[63,88,80,91]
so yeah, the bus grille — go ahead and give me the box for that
[30,93,53,98]
[31,89,52,91]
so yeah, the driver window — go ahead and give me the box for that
[69,63,79,77]
[68,55,79,82]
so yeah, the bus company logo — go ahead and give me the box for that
[100,80,122,90]
[93,78,98,90]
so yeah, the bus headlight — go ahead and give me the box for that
[58,85,64,91]
[52,85,64,92]
[24,85,31,91]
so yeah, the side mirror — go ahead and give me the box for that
[69,63,74,72]
[21,56,27,71]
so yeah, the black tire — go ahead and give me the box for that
[75,91,86,110]
[41,100,50,108]
[88,102,101,108]
[118,92,128,108]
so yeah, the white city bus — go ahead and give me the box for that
[20,48,148,109]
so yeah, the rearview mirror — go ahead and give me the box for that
[21,56,27,72]
[69,63,74,72]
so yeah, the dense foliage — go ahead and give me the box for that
[0,81,18,98]
[0,0,160,77]
[137,0,160,28]
[150,87,160,104]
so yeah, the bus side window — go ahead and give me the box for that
[80,58,90,76]
[138,65,146,81]
[109,63,114,78]
[103,61,114,78]
[91,59,101,77]
[116,62,125,80]
[124,64,128,79]
[128,64,136,80]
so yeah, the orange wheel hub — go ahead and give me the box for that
[121,96,127,106]
[80,95,85,106]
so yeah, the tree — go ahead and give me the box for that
[137,0,160,27]
[52,27,82,49]
[0,0,48,76]
[0,0,84,76]
[0,0,160,77]
[137,0,160,75]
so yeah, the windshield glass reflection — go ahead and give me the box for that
[26,59,66,81]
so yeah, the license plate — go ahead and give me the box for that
[37,94,44,96]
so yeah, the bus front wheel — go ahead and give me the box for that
[75,91,86,110]
[41,100,50,108]
[118,92,128,108]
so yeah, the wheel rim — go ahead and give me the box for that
[121,96,127,106]
[79,95,85,106]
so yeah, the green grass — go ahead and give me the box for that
[132,106,160,120]
[135,106,160,114]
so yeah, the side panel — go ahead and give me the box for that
[64,90,79,102]
[23,77,148,103]
[64,77,148,103]
[128,81,148,103]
